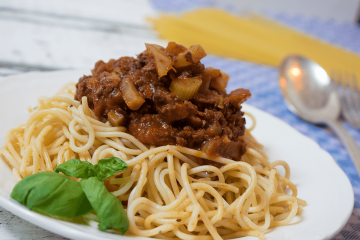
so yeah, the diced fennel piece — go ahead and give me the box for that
[170,78,202,101]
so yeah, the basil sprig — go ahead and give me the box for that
[10,172,93,218]
[94,157,128,182]
[11,157,129,234]
[54,159,96,179]
[54,157,127,181]
[81,177,128,233]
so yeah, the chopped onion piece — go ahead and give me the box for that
[108,110,126,126]
[198,74,212,94]
[174,44,207,68]
[120,78,145,110]
[228,88,252,108]
[204,67,221,78]
[145,43,175,77]
[199,67,221,93]
[189,44,207,63]
[216,97,224,109]
[207,123,222,136]
[174,53,192,68]
[166,42,187,55]
[201,138,220,157]
[107,72,121,82]
[170,78,202,101]
[211,70,229,91]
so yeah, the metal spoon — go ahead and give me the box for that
[279,55,360,175]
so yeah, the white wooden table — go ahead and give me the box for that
[0,0,164,77]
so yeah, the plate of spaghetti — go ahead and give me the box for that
[0,42,354,240]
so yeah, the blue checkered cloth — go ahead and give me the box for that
[149,1,360,239]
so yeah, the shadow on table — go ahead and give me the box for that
[333,208,360,240]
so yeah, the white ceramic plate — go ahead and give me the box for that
[0,70,354,240]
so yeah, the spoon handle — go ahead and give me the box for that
[328,120,360,175]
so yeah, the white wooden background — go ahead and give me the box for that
[0,0,164,77]
[0,0,359,239]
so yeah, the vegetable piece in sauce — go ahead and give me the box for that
[166,42,187,55]
[145,43,175,77]
[170,77,202,101]
[199,67,221,93]
[216,97,224,109]
[174,53,192,68]
[198,73,212,94]
[228,88,252,108]
[204,67,221,78]
[175,44,207,68]
[189,44,207,63]
[108,110,126,126]
[206,123,222,136]
[120,77,145,110]
[211,70,229,91]
[201,139,220,157]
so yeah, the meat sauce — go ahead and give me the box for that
[75,42,251,163]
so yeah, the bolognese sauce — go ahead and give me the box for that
[75,42,251,162]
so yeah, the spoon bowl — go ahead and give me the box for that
[279,55,360,176]
[279,55,341,124]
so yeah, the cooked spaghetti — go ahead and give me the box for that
[0,42,306,239]
[0,83,306,240]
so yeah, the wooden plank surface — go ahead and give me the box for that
[0,0,163,76]
[0,0,157,25]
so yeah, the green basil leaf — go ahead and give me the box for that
[94,157,127,181]
[54,159,97,179]
[80,177,129,233]
[11,172,93,218]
